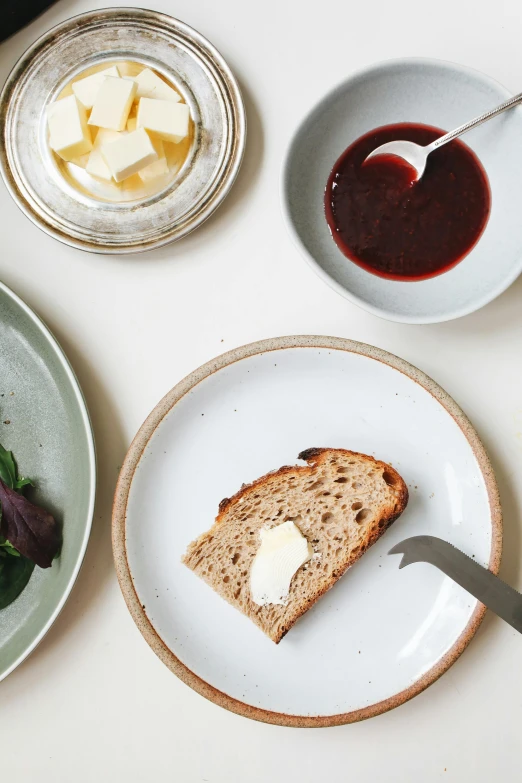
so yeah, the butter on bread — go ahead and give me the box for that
[182,448,408,643]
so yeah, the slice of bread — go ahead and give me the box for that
[182,448,408,643]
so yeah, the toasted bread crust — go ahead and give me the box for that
[184,449,409,643]
[276,450,408,641]
[218,448,408,524]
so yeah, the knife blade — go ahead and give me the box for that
[389,535,522,634]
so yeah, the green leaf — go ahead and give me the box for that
[0,552,35,610]
[0,443,33,491]
[15,477,33,491]
[0,536,20,556]
[0,443,17,489]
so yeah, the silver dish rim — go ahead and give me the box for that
[0,7,247,254]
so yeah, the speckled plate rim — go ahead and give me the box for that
[281,57,522,324]
[0,7,246,254]
[112,335,502,727]
[0,280,96,682]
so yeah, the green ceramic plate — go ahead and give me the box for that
[0,281,95,681]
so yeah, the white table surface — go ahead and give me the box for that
[1,1,522,780]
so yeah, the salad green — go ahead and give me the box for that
[0,443,60,610]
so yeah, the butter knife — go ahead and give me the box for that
[389,535,522,634]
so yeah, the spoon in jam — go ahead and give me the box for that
[365,90,522,180]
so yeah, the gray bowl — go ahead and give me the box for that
[0,282,95,681]
[282,58,522,323]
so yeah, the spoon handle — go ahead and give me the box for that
[426,91,522,152]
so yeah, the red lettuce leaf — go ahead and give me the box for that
[0,478,60,568]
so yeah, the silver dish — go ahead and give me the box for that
[0,8,246,254]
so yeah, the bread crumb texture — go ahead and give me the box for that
[182,448,408,643]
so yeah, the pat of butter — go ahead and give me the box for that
[101,127,158,182]
[138,136,168,182]
[72,66,120,109]
[138,156,169,182]
[88,76,137,131]
[130,68,181,103]
[47,95,93,161]
[86,129,122,181]
[126,117,137,132]
[137,98,189,143]
[70,153,90,169]
[250,521,313,606]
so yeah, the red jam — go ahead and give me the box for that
[325,123,491,281]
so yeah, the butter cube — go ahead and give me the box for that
[48,95,93,161]
[126,117,137,132]
[137,98,189,143]
[70,153,90,169]
[130,68,180,103]
[72,66,120,109]
[138,136,168,182]
[86,129,122,181]
[116,61,138,78]
[101,128,158,182]
[88,76,137,131]
[138,157,169,182]
[150,135,165,159]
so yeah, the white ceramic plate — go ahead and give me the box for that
[282,58,522,323]
[113,337,501,726]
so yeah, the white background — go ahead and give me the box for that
[1,1,521,780]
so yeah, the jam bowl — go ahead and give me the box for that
[282,58,522,323]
